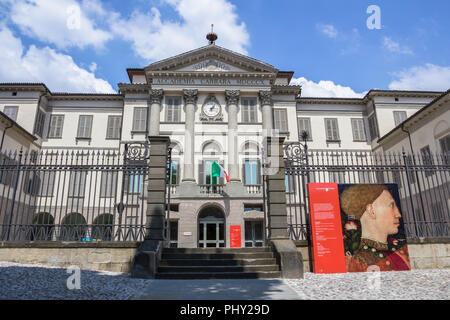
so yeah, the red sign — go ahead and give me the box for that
[230,225,241,248]
[308,183,347,274]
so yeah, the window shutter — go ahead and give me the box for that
[133,108,147,131]
[298,118,312,140]
[325,119,333,140]
[199,162,204,184]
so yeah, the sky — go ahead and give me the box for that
[0,0,449,97]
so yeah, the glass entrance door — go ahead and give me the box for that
[198,218,225,248]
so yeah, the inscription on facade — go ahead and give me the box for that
[193,59,231,71]
[153,78,269,86]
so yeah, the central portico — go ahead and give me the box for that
[119,33,300,248]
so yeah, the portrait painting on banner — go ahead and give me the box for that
[338,184,411,272]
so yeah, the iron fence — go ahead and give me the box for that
[0,143,152,242]
[284,143,450,241]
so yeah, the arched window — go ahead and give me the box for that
[29,212,54,241]
[60,213,87,241]
[92,214,114,241]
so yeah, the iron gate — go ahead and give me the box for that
[0,142,163,242]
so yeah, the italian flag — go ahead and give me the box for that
[211,161,230,183]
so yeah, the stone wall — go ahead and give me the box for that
[0,242,139,273]
[295,238,450,272]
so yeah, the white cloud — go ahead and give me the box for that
[0,25,115,93]
[317,24,338,39]
[383,37,413,55]
[389,64,450,91]
[109,0,250,62]
[5,0,112,50]
[291,77,365,98]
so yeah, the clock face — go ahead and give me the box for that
[203,101,221,118]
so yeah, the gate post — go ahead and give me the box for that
[131,136,170,279]
[263,136,304,279]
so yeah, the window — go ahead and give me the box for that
[100,171,118,197]
[351,118,366,142]
[393,111,407,126]
[244,204,263,212]
[34,109,46,137]
[368,114,379,140]
[392,162,402,188]
[106,115,122,139]
[245,220,264,247]
[165,97,181,122]
[241,98,257,123]
[133,107,147,132]
[77,115,93,139]
[273,109,288,132]
[68,170,87,198]
[244,160,260,185]
[168,160,179,185]
[201,160,225,185]
[0,154,18,186]
[48,115,64,138]
[297,118,312,141]
[439,134,450,158]
[420,145,435,177]
[39,171,56,197]
[127,170,144,194]
[325,118,340,141]
[4,106,18,121]
[405,155,416,184]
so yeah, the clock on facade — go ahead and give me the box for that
[201,95,223,121]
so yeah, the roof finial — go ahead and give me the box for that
[206,24,218,45]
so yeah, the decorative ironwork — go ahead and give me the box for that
[125,142,150,161]
[283,142,308,163]
[0,145,155,242]
[283,149,450,242]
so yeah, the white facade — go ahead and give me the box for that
[0,42,448,247]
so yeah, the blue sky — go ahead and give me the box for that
[0,0,449,96]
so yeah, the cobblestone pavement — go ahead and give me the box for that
[1,261,449,300]
[284,269,450,300]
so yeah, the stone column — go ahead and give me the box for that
[149,89,164,136]
[131,136,170,279]
[225,90,240,182]
[263,135,304,279]
[259,90,273,131]
[182,89,198,183]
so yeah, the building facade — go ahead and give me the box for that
[0,38,448,247]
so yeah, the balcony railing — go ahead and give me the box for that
[199,184,225,195]
[245,184,262,194]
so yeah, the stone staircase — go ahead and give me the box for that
[155,247,281,279]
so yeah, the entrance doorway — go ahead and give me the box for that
[198,206,225,248]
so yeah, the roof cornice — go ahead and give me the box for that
[144,44,278,74]
[272,85,301,95]
[0,111,37,141]
[0,83,50,94]
[377,89,450,144]
[50,93,123,101]
[118,83,151,94]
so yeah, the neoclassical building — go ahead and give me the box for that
[0,33,448,247]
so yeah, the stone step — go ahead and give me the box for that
[159,258,277,266]
[155,271,282,280]
[158,265,279,273]
[161,252,274,260]
[163,247,271,254]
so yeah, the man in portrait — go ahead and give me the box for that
[339,184,411,272]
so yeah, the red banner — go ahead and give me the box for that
[230,225,241,248]
[308,183,347,273]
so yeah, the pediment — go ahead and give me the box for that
[144,45,278,74]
